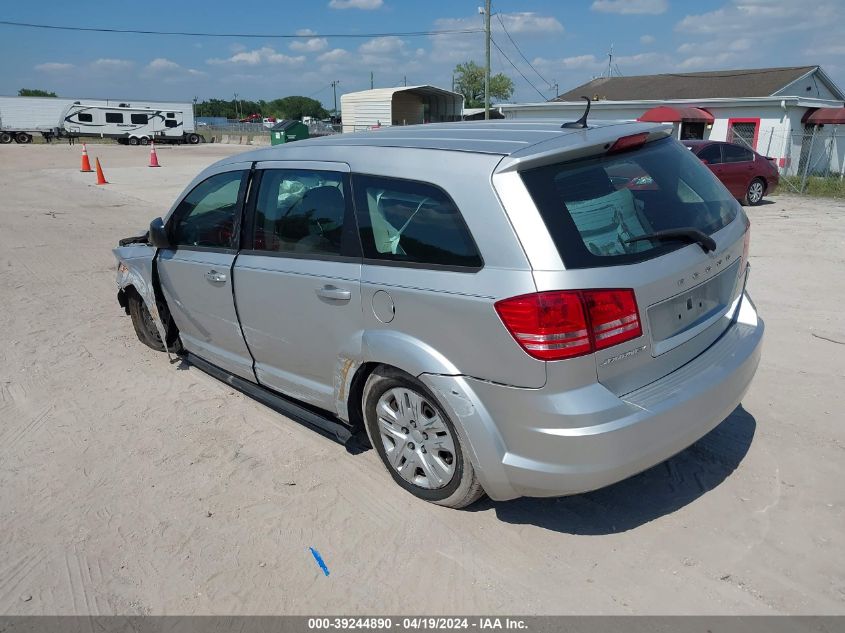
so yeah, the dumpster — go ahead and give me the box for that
[270,119,309,145]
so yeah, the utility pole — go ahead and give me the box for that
[370,72,374,90]
[484,0,491,120]
[331,80,340,119]
[403,75,407,87]
[233,93,240,120]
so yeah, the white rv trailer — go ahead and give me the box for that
[0,96,201,144]
[62,100,200,144]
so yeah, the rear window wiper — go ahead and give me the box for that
[624,228,716,253]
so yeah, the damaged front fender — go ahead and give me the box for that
[113,243,172,360]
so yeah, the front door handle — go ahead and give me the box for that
[316,285,351,301]
[206,270,227,283]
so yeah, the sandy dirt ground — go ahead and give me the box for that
[0,143,843,615]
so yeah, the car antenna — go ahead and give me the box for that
[561,96,591,129]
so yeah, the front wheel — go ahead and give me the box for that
[140,136,150,146]
[127,292,180,352]
[128,137,139,146]
[362,367,485,508]
[744,178,765,206]
[0,132,12,144]
[15,132,32,144]
[187,133,200,144]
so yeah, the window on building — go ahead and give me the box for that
[105,112,124,124]
[77,113,93,123]
[729,121,758,150]
[130,113,148,125]
[352,175,482,269]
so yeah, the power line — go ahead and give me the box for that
[495,13,552,90]
[0,20,482,39]
[490,37,548,101]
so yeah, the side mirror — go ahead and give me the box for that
[148,217,171,248]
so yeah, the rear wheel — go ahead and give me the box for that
[362,367,485,509]
[187,133,200,144]
[140,136,150,146]
[128,137,139,146]
[0,132,12,144]
[127,292,179,352]
[745,178,765,206]
[15,132,32,144]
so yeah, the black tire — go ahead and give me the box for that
[362,366,485,509]
[744,178,765,206]
[140,136,150,146]
[0,132,12,144]
[15,132,32,144]
[187,133,200,144]
[128,137,139,146]
[127,292,180,353]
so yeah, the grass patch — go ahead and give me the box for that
[780,175,845,198]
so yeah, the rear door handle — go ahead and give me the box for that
[206,270,227,283]
[316,285,351,301]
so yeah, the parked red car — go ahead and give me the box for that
[682,140,779,206]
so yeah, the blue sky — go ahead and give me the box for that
[1,0,843,107]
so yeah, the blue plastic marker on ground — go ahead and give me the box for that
[309,547,330,576]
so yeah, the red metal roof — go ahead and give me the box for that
[637,105,715,124]
[802,107,845,125]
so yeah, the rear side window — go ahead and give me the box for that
[352,175,482,270]
[131,113,148,124]
[77,112,93,123]
[105,112,123,123]
[521,137,738,269]
[723,144,753,163]
[165,120,178,128]
[251,169,352,257]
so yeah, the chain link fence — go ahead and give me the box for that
[730,125,844,195]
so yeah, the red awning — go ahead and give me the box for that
[638,106,714,124]
[802,107,845,125]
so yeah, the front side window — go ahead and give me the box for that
[252,169,350,256]
[352,175,482,269]
[697,144,722,164]
[105,112,123,123]
[520,137,739,269]
[77,112,93,123]
[164,120,178,128]
[171,171,246,248]
[131,113,148,124]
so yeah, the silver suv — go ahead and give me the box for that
[114,120,764,508]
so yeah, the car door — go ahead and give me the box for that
[721,144,756,198]
[157,164,255,379]
[696,143,725,188]
[233,161,362,411]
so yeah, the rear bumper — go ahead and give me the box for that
[421,292,764,501]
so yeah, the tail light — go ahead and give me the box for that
[495,289,642,361]
[608,132,649,154]
[741,214,751,272]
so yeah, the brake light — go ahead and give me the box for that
[495,289,642,361]
[608,132,649,154]
[742,215,751,272]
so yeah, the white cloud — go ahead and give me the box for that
[640,34,655,45]
[676,0,840,35]
[359,36,405,55]
[290,37,328,53]
[591,0,668,15]
[328,0,383,9]
[34,62,74,72]
[497,12,564,33]
[296,28,318,36]
[90,58,134,71]
[317,48,349,64]
[207,47,305,66]
[143,58,206,81]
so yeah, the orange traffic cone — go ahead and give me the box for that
[94,157,108,185]
[148,141,160,168]
[80,143,93,172]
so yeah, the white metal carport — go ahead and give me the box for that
[340,86,463,133]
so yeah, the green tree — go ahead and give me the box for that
[267,96,328,120]
[453,61,513,108]
[18,88,57,97]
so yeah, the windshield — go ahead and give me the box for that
[520,137,739,268]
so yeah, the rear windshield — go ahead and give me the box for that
[520,136,739,268]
